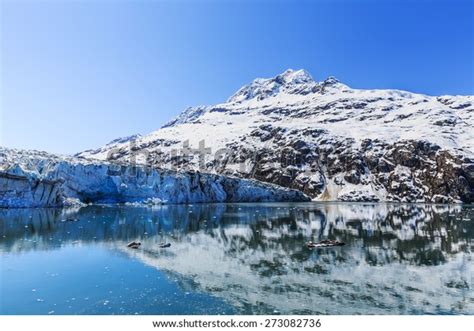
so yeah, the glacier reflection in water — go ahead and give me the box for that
[0,203,473,314]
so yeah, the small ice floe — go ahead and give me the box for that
[48,310,55,315]
[125,197,164,206]
[36,298,44,302]
[127,241,141,249]
[60,218,79,223]
[306,240,345,248]
[159,243,171,248]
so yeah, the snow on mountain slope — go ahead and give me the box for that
[78,69,474,203]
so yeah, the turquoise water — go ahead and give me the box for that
[0,203,473,315]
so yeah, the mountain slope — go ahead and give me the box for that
[78,69,474,202]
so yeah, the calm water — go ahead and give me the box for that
[0,203,473,315]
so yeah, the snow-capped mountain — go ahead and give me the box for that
[78,69,474,202]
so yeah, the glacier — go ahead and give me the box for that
[0,148,309,208]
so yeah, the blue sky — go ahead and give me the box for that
[1,0,473,154]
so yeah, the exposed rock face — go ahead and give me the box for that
[78,69,473,203]
[220,134,473,203]
[0,148,309,208]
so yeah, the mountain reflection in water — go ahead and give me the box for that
[1,203,473,314]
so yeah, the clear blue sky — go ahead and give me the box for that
[1,0,473,154]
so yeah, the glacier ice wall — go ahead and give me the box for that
[0,148,309,208]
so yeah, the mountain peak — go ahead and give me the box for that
[277,69,314,84]
[322,76,340,85]
[227,68,317,103]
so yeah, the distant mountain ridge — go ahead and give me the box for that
[78,69,474,203]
